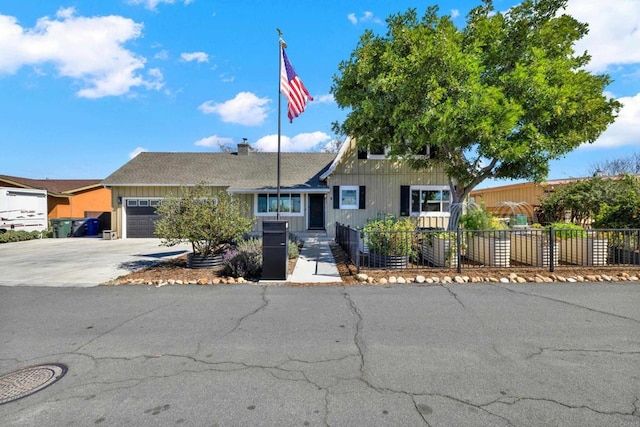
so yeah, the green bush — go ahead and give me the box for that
[460,207,507,231]
[362,214,416,256]
[0,230,42,244]
[550,222,587,239]
[155,184,255,257]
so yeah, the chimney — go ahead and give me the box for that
[237,138,250,155]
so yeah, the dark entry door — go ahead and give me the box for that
[308,194,325,230]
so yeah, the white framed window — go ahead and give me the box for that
[126,199,138,207]
[138,200,149,207]
[340,186,360,209]
[410,186,451,215]
[255,193,303,216]
[367,142,389,159]
[150,199,160,207]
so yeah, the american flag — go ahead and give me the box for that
[280,45,313,122]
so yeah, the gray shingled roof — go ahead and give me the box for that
[102,152,336,191]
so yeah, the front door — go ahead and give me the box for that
[308,194,325,230]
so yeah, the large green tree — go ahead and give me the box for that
[331,0,621,205]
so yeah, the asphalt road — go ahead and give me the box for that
[1,283,639,426]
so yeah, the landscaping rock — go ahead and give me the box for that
[356,273,369,282]
[415,275,426,283]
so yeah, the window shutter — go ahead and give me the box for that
[333,186,339,209]
[359,186,366,209]
[400,186,410,216]
[357,149,367,159]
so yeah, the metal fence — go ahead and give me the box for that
[335,222,640,273]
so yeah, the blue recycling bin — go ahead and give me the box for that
[85,218,100,236]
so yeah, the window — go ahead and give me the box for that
[340,186,359,209]
[410,187,450,215]
[150,200,160,207]
[256,193,302,216]
[138,200,149,207]
[126,199,138,207]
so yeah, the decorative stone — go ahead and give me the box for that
[367,277,375,283]
[442,276,452,283]
[508,273,518,280]
[211,278,221,284]
[227,277,236,284]
[585,275,598,282]
[176,280,183,285]
[168,279,176,285]
[198,278,208,285]
[415,275,426,283]
[516,277,527,283]
[431,277,440,283]
[378,278,388,285]
[454,276,465,283]
[567,277,577,283]
[388,276,397,284]
[499,277,510,284]
[601,274,612,281]
[356,273,369,282]
[556,276,567,282]
[426,278,434,284]
[397,277,406,284]
[489,277,499,283]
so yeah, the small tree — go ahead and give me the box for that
[155,184,254,257]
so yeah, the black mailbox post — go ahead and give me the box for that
[262,220,289,280]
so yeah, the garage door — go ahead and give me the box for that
[126,206,160,238]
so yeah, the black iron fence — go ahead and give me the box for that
[335,222,640,273]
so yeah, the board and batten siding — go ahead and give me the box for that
[325,141,450,235]
[109,185,310,238]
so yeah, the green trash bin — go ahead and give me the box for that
[51,218,73,238]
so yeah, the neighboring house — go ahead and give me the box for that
[0,174,112,228]
[469,176,607,221]
[102,139,451,238]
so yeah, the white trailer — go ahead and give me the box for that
[0,187,48,233]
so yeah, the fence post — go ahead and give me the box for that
[456,227,462,274]
[356,227,361,273]
[549,226,555,273]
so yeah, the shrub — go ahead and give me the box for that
[223,248,262,279]
[0,230,42,244]
[362,214,416,256]
[155,184,254,257]
[460,207,507,231]
[550,222,587,239]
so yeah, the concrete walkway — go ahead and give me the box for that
[288,237,342,283]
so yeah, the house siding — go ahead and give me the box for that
[325,139,450,235]
[108,185,314,238]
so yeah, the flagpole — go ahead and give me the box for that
[276,29,283,221]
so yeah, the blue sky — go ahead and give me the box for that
[1,0,639,188]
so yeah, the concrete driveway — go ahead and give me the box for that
[0,237,191,287]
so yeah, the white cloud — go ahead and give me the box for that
[154,49,169,60]
[194,135,235,148]
[565,0,640,72]
[219,73,235,83]
[128,0,193,11]
[347,11,382,25]
[583,92,640,149]
[198,92,270,126]
[451,9,460,19]
[313,94,335,104]
[255,132,331,152]
[180,51,209,63]
[129,147,148,158]
[0,9,159,98]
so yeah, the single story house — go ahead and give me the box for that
[0,174,112,228]
[102,139,451,238]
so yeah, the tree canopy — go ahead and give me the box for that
[331,0,621,204]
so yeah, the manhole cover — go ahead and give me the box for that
[0,364,67,405]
